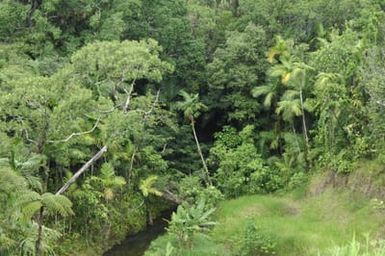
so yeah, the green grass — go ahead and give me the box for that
[325,235,385,256]
[147,189,385,255]
[211,190,385,255]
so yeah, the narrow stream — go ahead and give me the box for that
[104,210,173,256]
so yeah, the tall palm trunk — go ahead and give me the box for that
[190,118,212,186]
[299,89,310,171]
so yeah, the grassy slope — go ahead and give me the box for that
[147,188,385,255]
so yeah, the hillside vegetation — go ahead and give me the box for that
[0,0,385,255]
[147,172,385,255]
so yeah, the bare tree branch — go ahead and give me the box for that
[161,143,168,153]
[97,105,119,114]
[15,117,38,144]
[144,90,160,118]
[376,100,385,107]
[123,79,136,113]
[47,117,101,144]
[128,147,137,178]
[56,146,107,195]
[162,189,182,204]
[23,129,38,144]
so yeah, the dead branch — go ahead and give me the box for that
[144,90,160,118]
[47,117,101,143]
[123,80,136,113]
[56,146,107,195]
[162,189,182,204]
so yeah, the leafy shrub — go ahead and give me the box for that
[318,150,356,174]
[288,172,308,190]
[210,126,284,198]
[179,175,224,208]
[249,161,283,193]
[238,223,276,256]
[167,199,216,249]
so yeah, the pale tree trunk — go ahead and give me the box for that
[292,124,301,151]
[148,210,153,226]
[299,89,310,171]
[191,118,212,186]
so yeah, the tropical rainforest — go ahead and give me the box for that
[1,0,385,255]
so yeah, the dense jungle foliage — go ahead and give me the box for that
[1,0,385,255]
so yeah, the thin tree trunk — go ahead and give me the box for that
[191,119,212,186]
[35,207,44,256]
[27,0,42,27]
[292,124,301,151]
[128,147,137,182]
[148,210,153,226]
[299,89,310,171]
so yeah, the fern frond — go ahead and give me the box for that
[140,175,163,197]
[41,193,74,217]
[20,201,42,222]
[16,191,41,205]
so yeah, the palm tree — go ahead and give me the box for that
[267,36,293,64]
[268,46,313,170]
[175,90,212,186]
[16,191,73,256]
[252,82,280,108]
[276,91,302,123]
[252,82,285,154]
[275,89,303,150]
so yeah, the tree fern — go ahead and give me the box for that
[41,193,73,217]
[100,163,126,188]
[1,152,44,192]
[20,201,43,223]
[140,175,163,197]
[0,167,27,194]
[99,163,126,201]
[16,191,73,221]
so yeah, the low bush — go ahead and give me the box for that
[238,223,276,256]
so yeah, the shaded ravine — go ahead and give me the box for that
[103,210,173,256]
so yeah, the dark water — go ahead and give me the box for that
[103,211,172,256]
